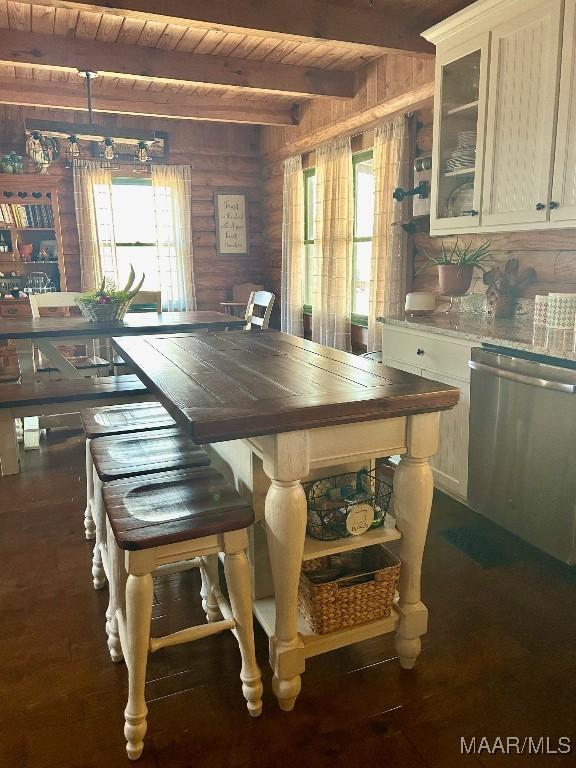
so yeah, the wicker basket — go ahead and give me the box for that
[76,298,133,323]
[298,545,400,635]
[304,468,393,541]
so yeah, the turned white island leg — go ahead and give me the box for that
[393,412,438,670]
[262,431,309,712]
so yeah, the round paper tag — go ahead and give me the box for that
[345,503,374,536]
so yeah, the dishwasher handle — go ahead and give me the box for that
[469,359,576,393]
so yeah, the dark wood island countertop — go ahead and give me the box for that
[113,329,460,443]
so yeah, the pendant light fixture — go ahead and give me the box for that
[25,68,165,171]
[65,135,84,168]
[100,137,120,170]
[133,140,152,172]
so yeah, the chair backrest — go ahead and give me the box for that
[244,291,275,330]
[29,292,82,318]
[233,283,264,303]
[128,290,162,313]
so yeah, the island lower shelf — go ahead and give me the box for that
[253,596,400,659]
[302,524,401,561]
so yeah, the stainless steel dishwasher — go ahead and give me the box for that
[468,346,576,563]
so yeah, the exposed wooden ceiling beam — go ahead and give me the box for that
[264,82,435,161]
[0,77,298,126]
[0,29,355,99]
[28,0,433,55]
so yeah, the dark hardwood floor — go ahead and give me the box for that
[2,430,576,768]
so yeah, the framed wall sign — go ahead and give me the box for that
[214,189,250,255]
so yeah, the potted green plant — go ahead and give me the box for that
[421,238,492,296]
[76,266,145,322]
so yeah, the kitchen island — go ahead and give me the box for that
[113,330,459,711]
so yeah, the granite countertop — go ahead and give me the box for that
[377,313,576,362]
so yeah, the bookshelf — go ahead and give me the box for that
[0,177,66,292]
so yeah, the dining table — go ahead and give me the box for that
[0,310,244,383]
[113,329,459,711]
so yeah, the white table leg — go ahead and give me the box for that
[393,412,439,670]
[23,416,40,450]
[262,431,309,712]
[14,339,41,452]
[14,339,35,384]
[0,410,19,475]
[35,340,84,380]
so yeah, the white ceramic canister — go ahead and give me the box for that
[405,291,436,316]
[533,294,549,326]
[547,293,576,330]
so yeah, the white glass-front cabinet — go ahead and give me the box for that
[430,35,489,231]
[424,0,575,234]
[551,0,576,224]
[482,0,562,227]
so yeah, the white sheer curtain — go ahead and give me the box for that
[367,116,410,352]
[312,137,353,352]
[281,155,305,336]
[73,160,118,290]
[151,164,196,311]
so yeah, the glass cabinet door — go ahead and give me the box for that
[431,35,489,231]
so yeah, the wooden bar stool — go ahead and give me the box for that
[81,403,175,540]
[89,426,210,590]
[103,466,263,760]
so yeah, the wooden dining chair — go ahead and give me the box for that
[220,283,264,317]
[244,290,275,330]
[28,292,109,380]
[114,291,162,374]
[127,290,162,313]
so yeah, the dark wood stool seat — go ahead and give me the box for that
[81,401,174,439]
[103,466,255,551]
[81,402,175,542]
[90,427,210,482]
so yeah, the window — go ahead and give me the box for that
[303,168,315,309]
[93,178,178,302]
[302,150,375,318]
[352,151,375,318]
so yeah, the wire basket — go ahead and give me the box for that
[299,545,400,634]
[76,298,132,323]
[303,468,393,541]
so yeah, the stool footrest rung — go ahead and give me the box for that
[149,616,235,652]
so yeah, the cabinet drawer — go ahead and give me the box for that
[0,300,31,317]
[382,325,473,380]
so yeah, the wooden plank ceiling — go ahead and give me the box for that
[0,0,476,125]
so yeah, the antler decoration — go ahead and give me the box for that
[483,258,536,317]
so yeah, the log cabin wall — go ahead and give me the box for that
[0,105,264,309]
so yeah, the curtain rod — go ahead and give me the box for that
[302,111,415,159]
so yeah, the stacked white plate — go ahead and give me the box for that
[446,130,476,172]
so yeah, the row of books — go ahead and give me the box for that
[0,203,54,229]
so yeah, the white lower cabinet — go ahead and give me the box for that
[382,324,473,503]
[421,368,470,502]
